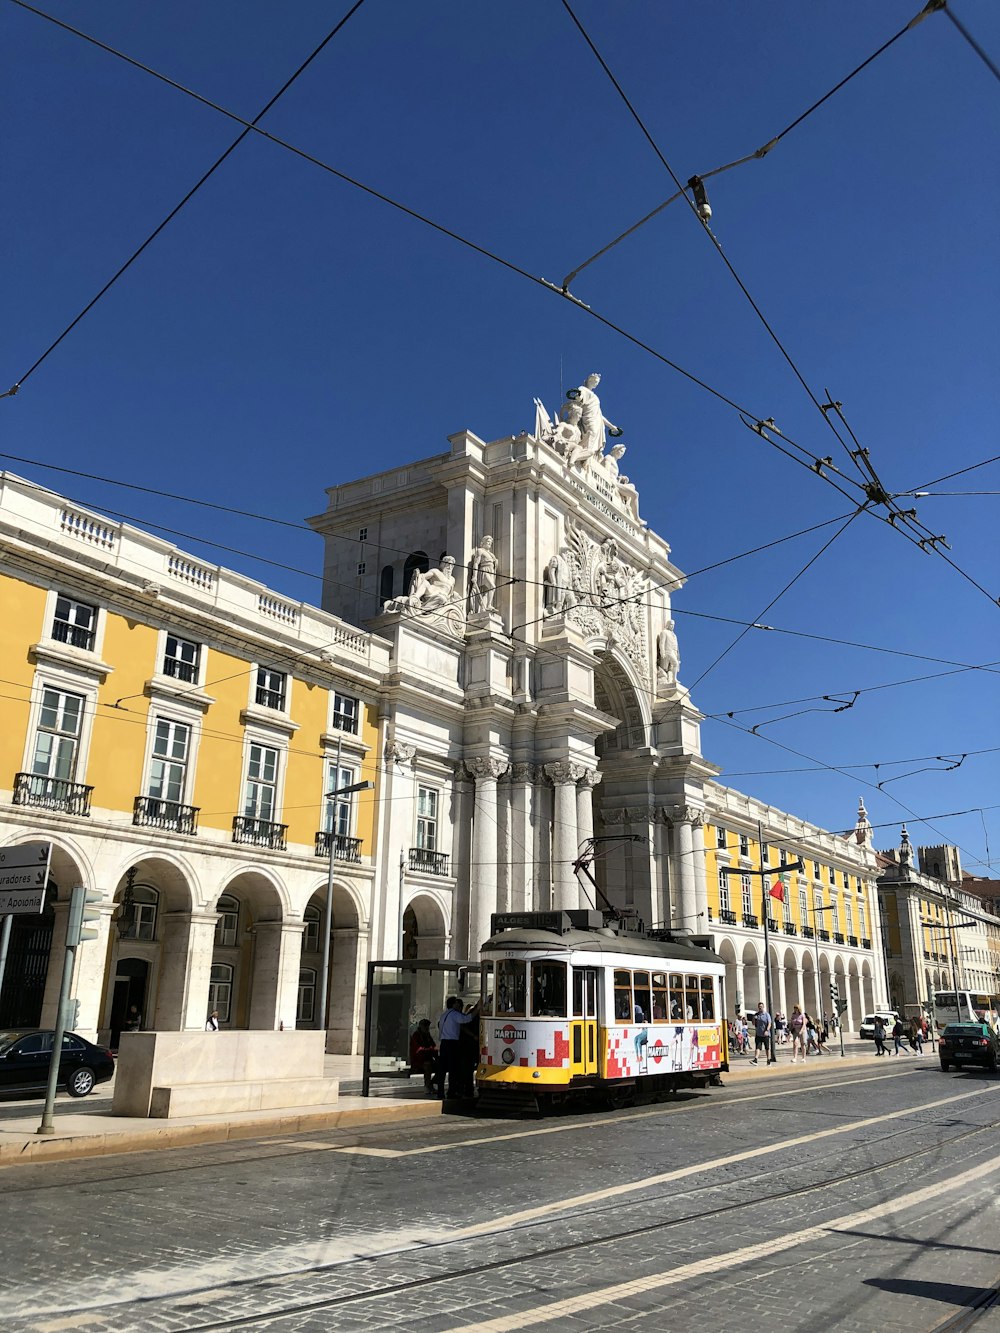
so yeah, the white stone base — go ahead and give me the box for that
[112,1030,335,1118]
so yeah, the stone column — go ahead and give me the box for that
[673,814,699,931]
[545,761,584,910]
[777,965,788,1023]
[151,910,220,1031]
[689,810,708,918]
[467,757,509,952]
[509,764,536,913]
[575,770,601,860]
[68,904,115,1041]
[248,921,305,1030]
[40,901,70,1027]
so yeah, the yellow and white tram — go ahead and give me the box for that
[478,911,728,1110]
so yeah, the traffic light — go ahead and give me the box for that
[66,886,102,946]
[61,998,80,1030]
[830,979,847,1016]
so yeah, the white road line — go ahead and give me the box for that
[331,1067,919,1158]
[449,1082,999,1237]
[442,1155,1000,1333]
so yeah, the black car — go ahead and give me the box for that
[938,1022,1000,1073]
[0,1029,115,1098]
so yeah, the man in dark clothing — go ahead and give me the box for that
[750,1001,773,1065]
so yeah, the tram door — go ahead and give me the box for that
[571,968,599,1076]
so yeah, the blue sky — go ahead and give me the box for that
[4,1,998,871]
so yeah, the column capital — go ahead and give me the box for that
[576,769,602,790]
[510,762,537,784]
[544,760,590,786]
[466,756,510,783]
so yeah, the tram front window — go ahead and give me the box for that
[700,977,715,1020]
[480,961,494,1015]
[496,959,527,1016]
[532,961,567,1017]
[614,970,632,1021]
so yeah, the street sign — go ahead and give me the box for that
[0,842,52,915]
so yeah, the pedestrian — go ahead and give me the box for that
[909,1018,924,1055]
[873,1015,887,1056]
[436,995,479,1099]
[749,1001,773,1065]
[892,1018,911,1056]
[805,1014,820,1055]
[739,1015,749,1054]
[205,1010,220,1032]
[788,1004,807,1063]
[125,1004,142,1032]
[409,1018,438,1093]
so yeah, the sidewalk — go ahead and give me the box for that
[0,1054,441,1169]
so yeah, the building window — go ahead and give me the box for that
[813,861,821,880]
[297,968,317,1024]
[209,964,233,1023]
[255,667,286,711]
[244,743,279,822]
[846,899,854,937]
[331,692,359,735]
[148,718,190,803]
[303,905,321,953]
[716,826,727,849]
[741,874,753,919]
[417,786,438,852]
[52,594,97,651]
[779,847,787,867]
[859,903,867,938]
[31,687,84,782]
[357,562,366,576]
[799,887,808,926]
[739,834,749,857]
[325,762,354,836]
[164,633,200,683]
[718,872,730,913]
[131,886,159,942]
[359,527,368,542]
[379,565,394,602]
[214,895,239,948]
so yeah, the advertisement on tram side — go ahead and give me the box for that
[604,1022,722,1079]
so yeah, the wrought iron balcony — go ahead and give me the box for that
[819,929,831,942]
[834,931,845,945]
[13,771,93,816]
[719,909,738,926]
[52,619,94,651]
[861,937,871,949]
[848,934,859,947]
[232,815,287,850]
[802,925,815,939]
[783,923,798,936]
[255,685,285,710]
[743,913,759,929]
[314,831,363,863]
[163,656,198,682]
[408,847,449,876]
[767,917,779,932]
[133,795,199,835]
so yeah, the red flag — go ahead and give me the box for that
[768,878,787,903]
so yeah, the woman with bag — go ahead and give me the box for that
[788,1005,807,1063]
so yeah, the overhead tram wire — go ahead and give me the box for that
[1,0,369,397]
[561,0,940,291]
[4,1,895,531]
[943,3,1000,84]
[560,2,998,609]
[8,3,988,602]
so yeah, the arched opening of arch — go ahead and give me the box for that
[782,946,801,1015]
[861,961,875,1013]
[717,938,738,1020]
[848,959,863,1032]
[208,871,285,1031]
[741,941,762,1011]
[304,882,363,1053]
[0,839,79,1028]
[105,856,195,1042]
[590,652,657,928]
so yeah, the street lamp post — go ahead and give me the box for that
[317,770,374,1034]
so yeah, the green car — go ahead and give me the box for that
[938,1022,1000,1073]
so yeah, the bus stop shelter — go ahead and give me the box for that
[361,959,481,1096]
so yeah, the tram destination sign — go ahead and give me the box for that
[0,842,52,915]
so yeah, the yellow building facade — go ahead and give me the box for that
[0,473,389,1050]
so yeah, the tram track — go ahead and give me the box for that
[28,1095,1000,1333]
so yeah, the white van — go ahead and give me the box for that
[859,1011,900,1040]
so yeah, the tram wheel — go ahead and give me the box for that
[605,1085,635,1111]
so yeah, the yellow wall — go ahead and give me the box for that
[89,613,156,812]
[0,573,47,781]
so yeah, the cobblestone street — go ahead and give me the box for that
[3,1062,1000,1331]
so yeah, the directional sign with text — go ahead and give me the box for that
[0,842,52,915]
